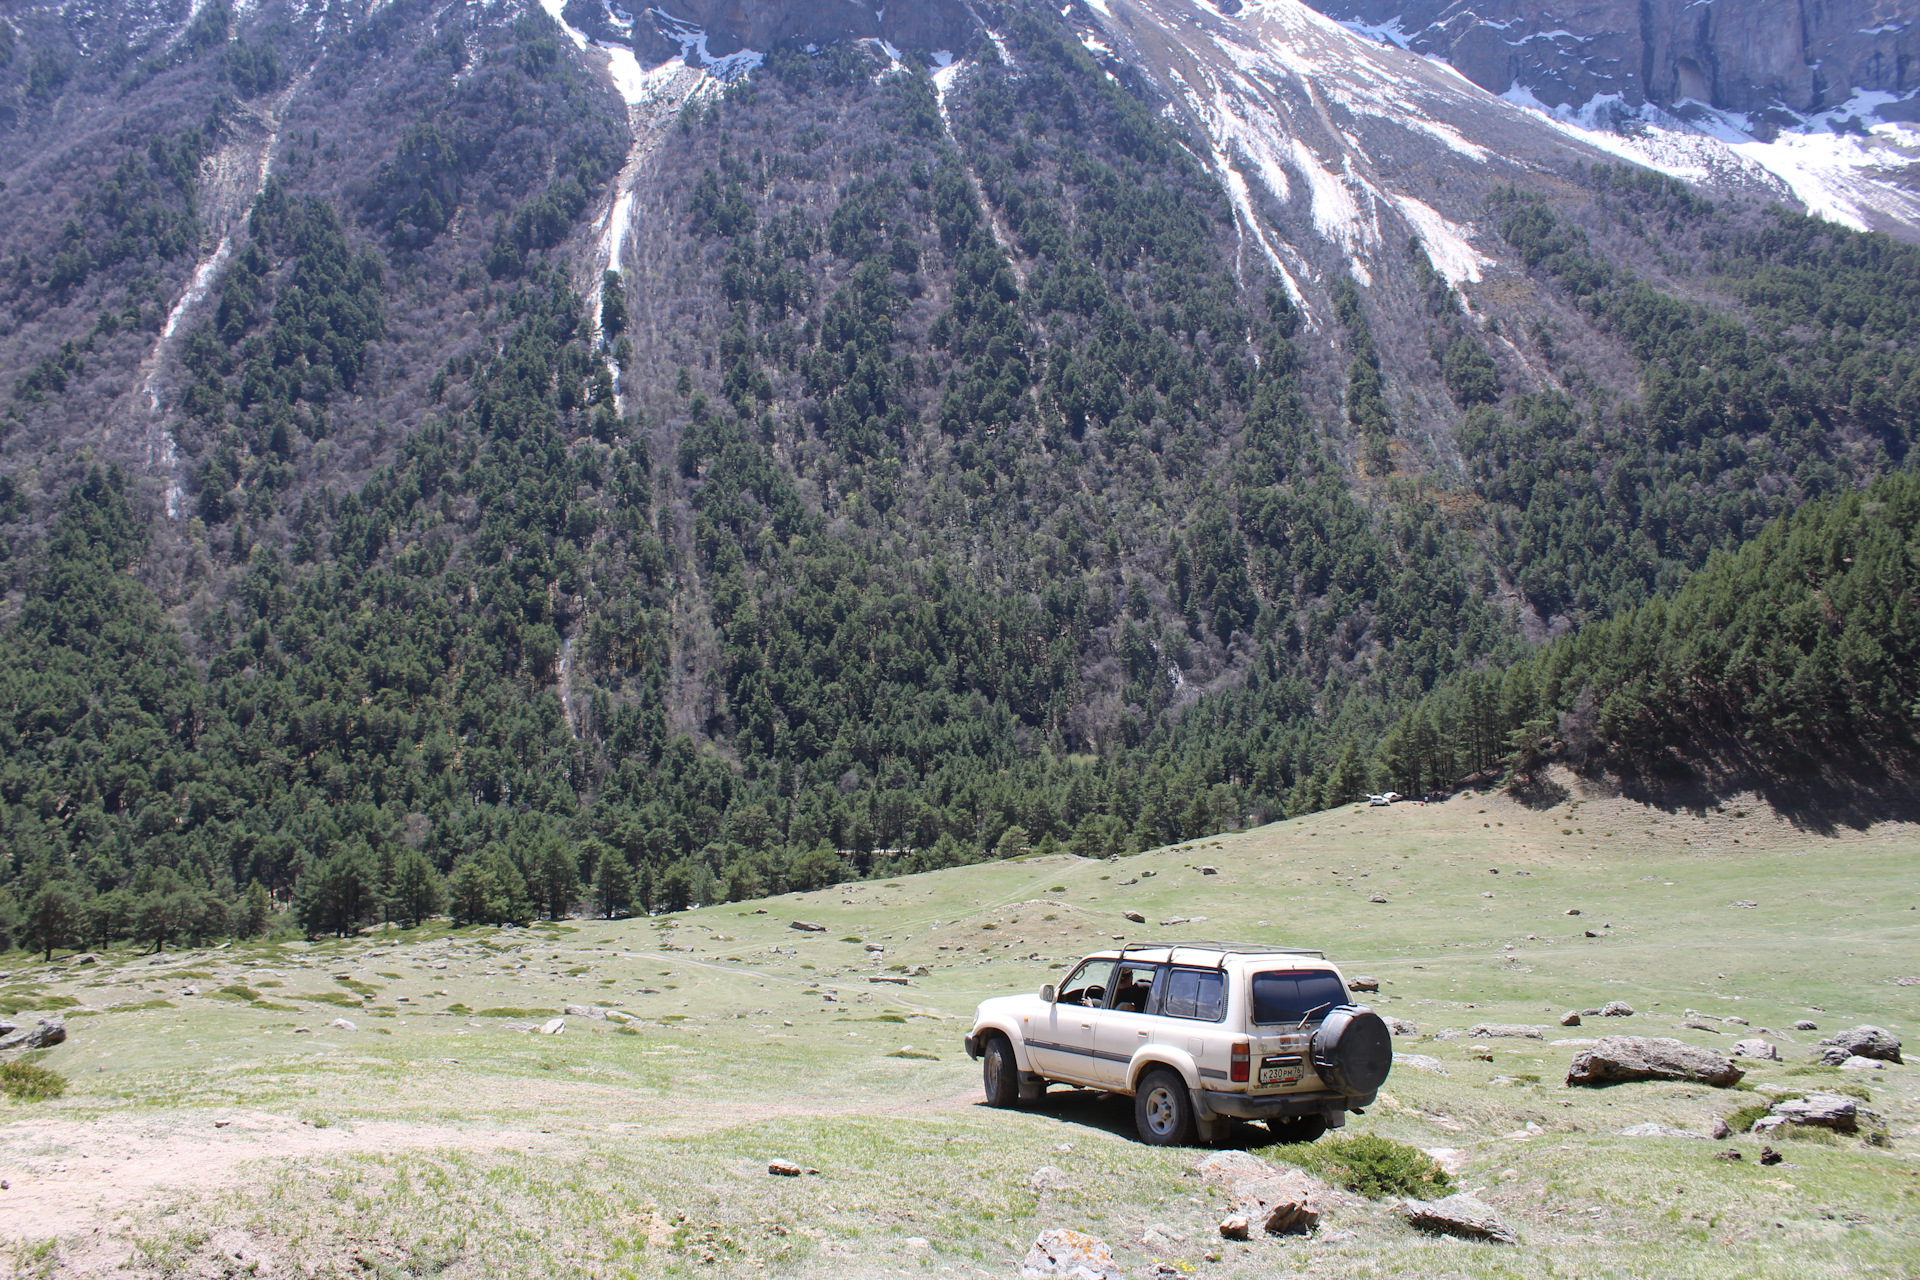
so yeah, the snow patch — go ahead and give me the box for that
[1389,194,1490,284]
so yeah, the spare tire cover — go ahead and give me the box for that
[1311,1006,1392,1095]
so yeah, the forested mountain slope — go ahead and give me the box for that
[0,0,1914,943]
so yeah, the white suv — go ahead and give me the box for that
[963,942,1392,1146]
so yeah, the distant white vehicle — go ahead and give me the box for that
[1366,792,1401,807]
[964,942,1391,1146]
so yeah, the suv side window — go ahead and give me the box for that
[1104,963,1159,1013]
[1057,959,1113,1007]
[1249,969,1350,1025]
[1162,967,1226,1021]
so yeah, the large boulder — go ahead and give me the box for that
[0,1017,66,1052]
[1019,1229,1120,1280]
[1731,1038,1779,1060]
[1566,1036,1744,1087]
[1403,1194,1518,1244]
[1816,1025,1902,1064]
[1757,1092,1879,1134]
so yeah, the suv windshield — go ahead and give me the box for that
[1250,969,1350,1025]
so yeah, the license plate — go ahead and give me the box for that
[1258,1064,1302,1086]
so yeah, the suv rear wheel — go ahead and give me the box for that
[981,1035,1021,1108]
[1133,1068,1197,1146]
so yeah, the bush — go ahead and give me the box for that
[1724,1100,1777,1133]
[1284,1133,1452,1200]
[0,1061,67,1101]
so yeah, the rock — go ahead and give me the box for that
[327,1018,357,1031]
[1565,1036,1744,1087]
[1619,1123,1706,1138]
[1584,930,1600,938]
[1682,1018,1723,1033]
[1731,900,1758,908]
[1123,911,1146,924]
[1820,1025,1903,1063]
[1793,1020,1818,1031]
[869,976,910,985]
[1769,1092,1873,1133]
[1731,1038,1778,1060]
[1019,1228,1121,1280]
[1217,1214,1249,1241]
[864,942,885,953]
[1565,908,1582,916]
[563,1003,608,1020]
[789,920,827,932]
[1840,1054,1885,1071]
[1393,1052,1449,1075]
[910,965,931,977]
[539,1017,565,1035]
[769,1159,804,1176]
[604,1010,640,1025]
[1724,1017,1749,1026]
[1468,1023,1545,1039]
[1200,865,1218,875]
[1385,1017,1419,1036]
[1715,1148,1742,1161]
[1194,1153,1336,1235]
[69,953,98,966]
[1710,1116,1730,1139]
[1029,1166,1074,1192]
[1348,975,1380,992]
[1759,1146,1783,1165]
[1402,1194,1518,1245]
[1368,894,1389,903]
[1560,1011,1582,1026]
[1159,917,1190,927]
[1600,1001,1635,1017]
[0,1017,66,1051]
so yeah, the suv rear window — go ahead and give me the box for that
[1250,969,1349,1025]
[1162,968,1226,1021]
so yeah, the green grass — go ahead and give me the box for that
[0,1061,67,1100]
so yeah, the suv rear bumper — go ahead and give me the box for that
[1195,1087,1375,1121]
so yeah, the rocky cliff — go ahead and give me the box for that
[1301,0,1920,116]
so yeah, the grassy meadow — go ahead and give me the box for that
[2,774,1916,1278]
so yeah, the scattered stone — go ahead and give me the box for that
[327,1018,356,1032]
[1348,975,1380,993]
[1385,1017,1419,1036]
[1468,1023,1545,1039]
[1402,1194,1518,1245]
[538,1017,565,1035]
[1731,1038,1778,1060]
[1715,1148,1742,1161]
[69,953,98,966]
[1840,1055,1885,1071]
[0,1017,66,1051]
[1159,917,1190,927]
[910,965,931,977]
[1766,1093,1873,1133]
[1724,1016,1749,1026]
[1600,1001,1635,1017]
[1194,1153,1338,1235]
[1469,1046,1494,1062]
[1200,866,1218,876]
[1759,1146,1783,1166]
[1029,1166,1074,1193]
[789,921,827,932]
[1620,1123,1706,1139]
[1731,900,1758,908]
[1393,1053,1449,1075]
[1217,1214,1249,1241]
[1584,930,1600,938]
[1560,1011,1582,1026]
[1564,909,1582,916]
[1818,1025,1903,1064]
[1142,1265,1180,1280]
[768,1159,804,1177]
[1682,1018,1723,1033]
[869,976,910,985]
[1794,1020,1818,1031]
[1710,1116,1730,1139]
[563,1004,608,1020]
[213,1119,232,1128]
[1019,1228,1121,1280]
[604,1010,640,1025]
[1565,1036,1744,1088]
[1368,894,1389,904]
[1123,911,1146,924]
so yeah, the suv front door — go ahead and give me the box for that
[1025,958,1112,1084]
[1089,961,1163,1087]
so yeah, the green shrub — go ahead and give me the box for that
[1831,1083,1872,1102]
[1724,1101,1776,1133]
[212,985,259,1001]
[0,1061,67,1100]
[1285,1134,1452,1200]
[471,1007,553,1018]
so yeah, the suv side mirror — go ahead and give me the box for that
[1039,983,1057,1003]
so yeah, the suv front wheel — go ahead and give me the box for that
[981,1035,1021,1108]
[1133,1068,1197,1146]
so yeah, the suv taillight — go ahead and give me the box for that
[1230,1041,1250,1083]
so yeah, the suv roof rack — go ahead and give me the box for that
[1116,940,1328,966]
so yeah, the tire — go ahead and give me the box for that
[1133,1068,1197,1146]
[1265,1114,1329,1145]
[982,1035,1021,1108]
[1310,1006,1393,1096]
